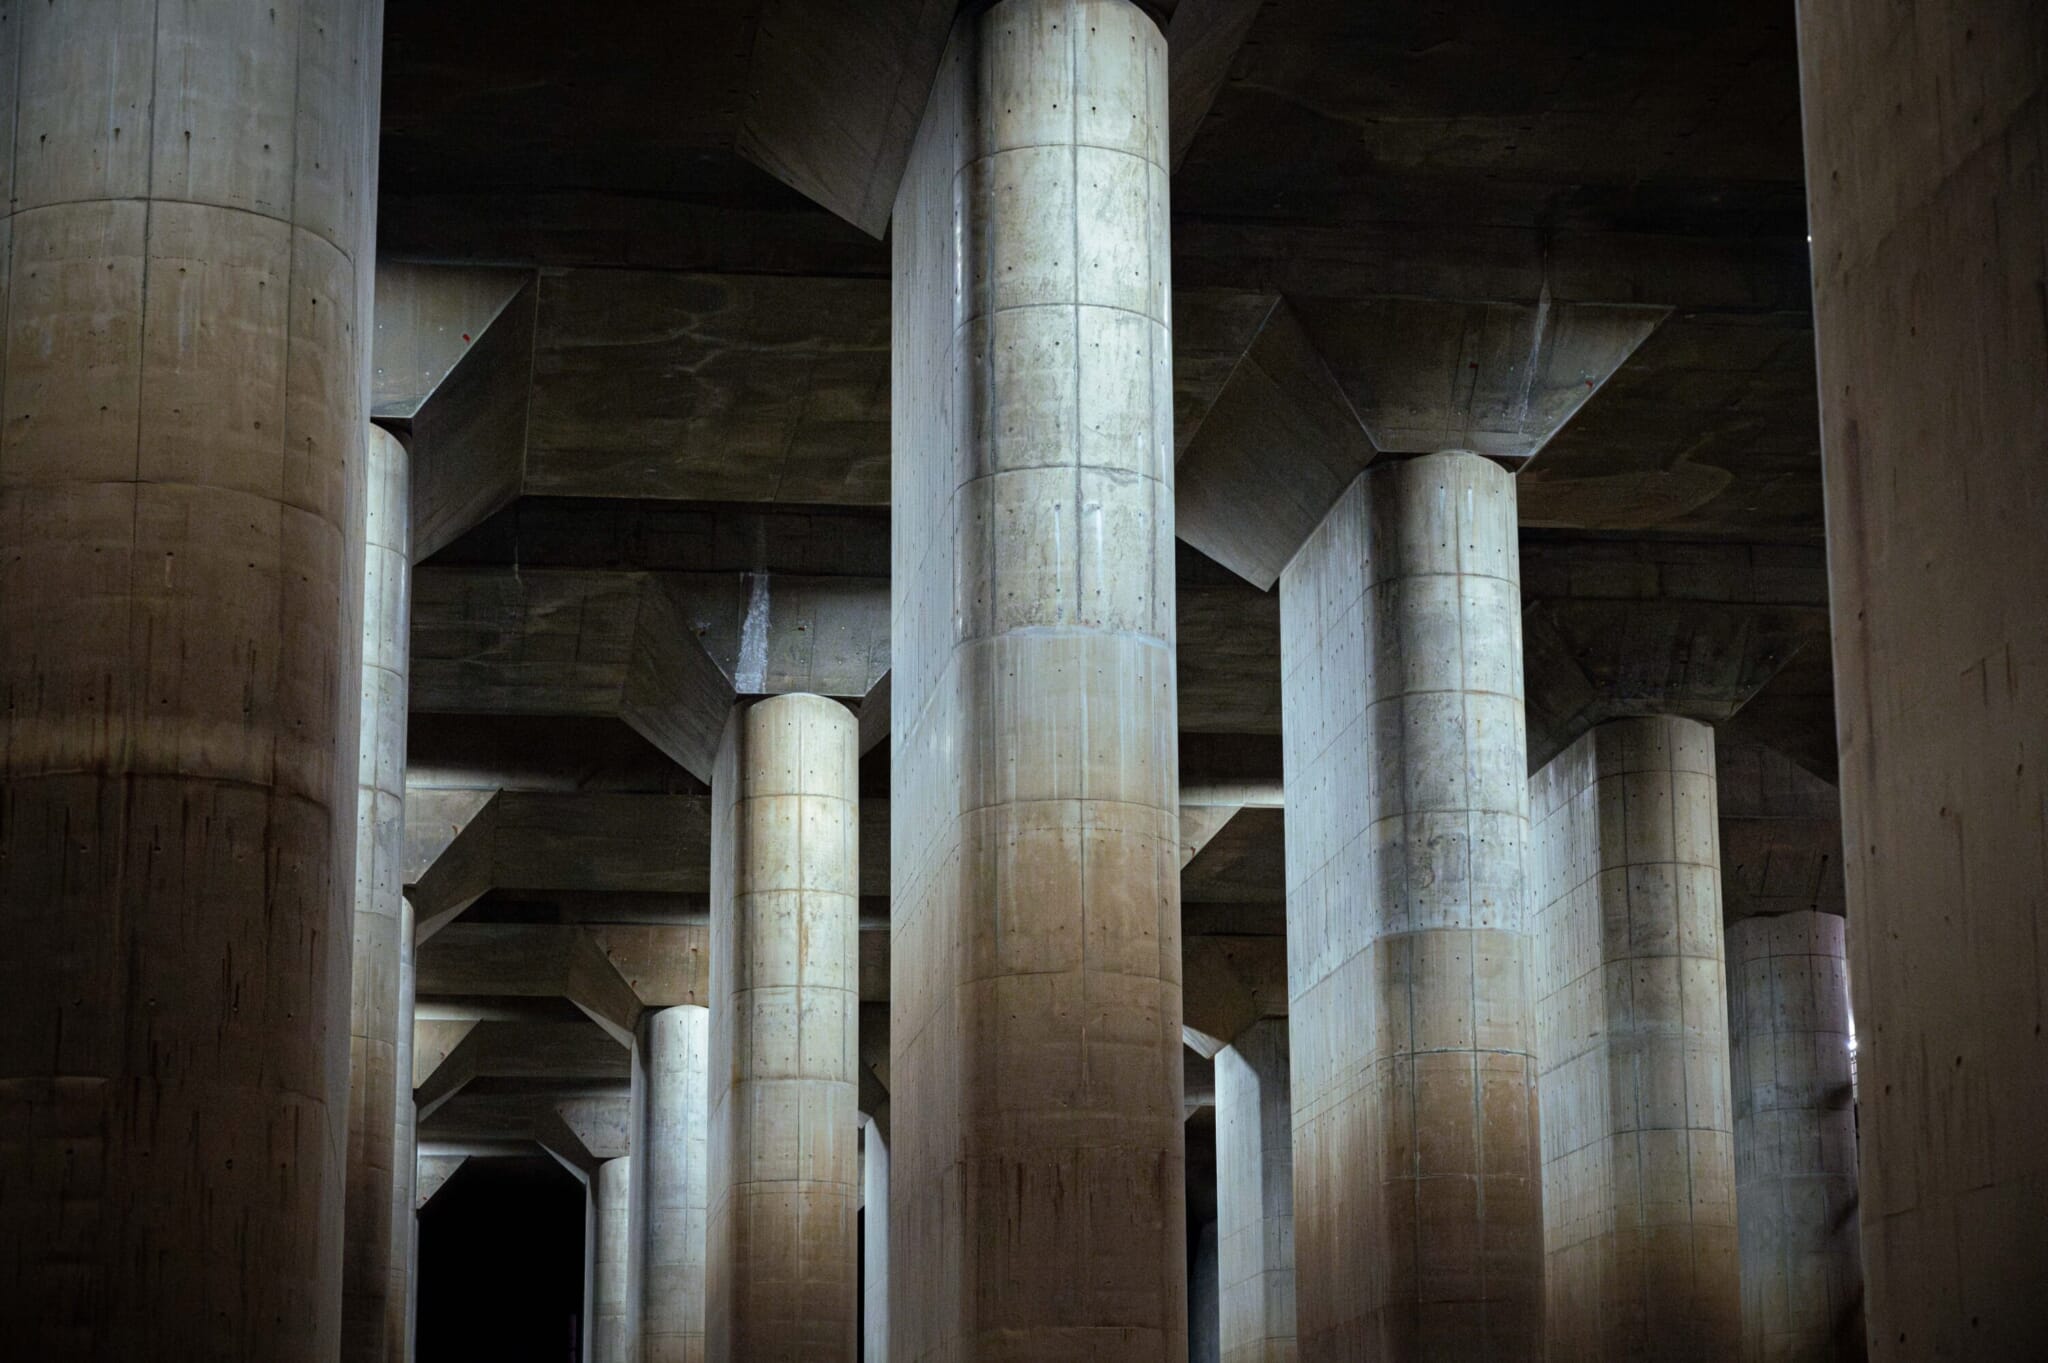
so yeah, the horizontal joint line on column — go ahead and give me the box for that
[960,300,1169,329]
[956,795,1177,820]
[969,625,1174,648]
[7,195,360,258]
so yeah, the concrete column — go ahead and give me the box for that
[1796,3,2048,1354]
[344,423,413,1359]
[392,896,420,1363]
[0,4,385,1357]
[1216,1021,1295,1363]
[594,1157,636,1363]
[708,695,860,1359]
[1279,452,1541,1358]
[891,1,1185,1356]
[862,1118,890,1363]
[1727,912,1863,1361]
[1529,717,1740,1361]
[639,1004,711,1363]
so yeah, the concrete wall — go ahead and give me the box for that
[0,4,386,1356]
[1530,717,1740,1360]
[888,1,1186,1356]
[1727,912,1864,1361]
[1796,1,2048,1354]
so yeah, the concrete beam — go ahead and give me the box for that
[583,924,710,1009]
[734,0,957,236]
[1175,299,1378,589]
[372,264,539,562]
[532,1105,603,1180]
[413,1021,628,1122]
[414,1154,469,1212]
[619,576,737,779]
[419,1089,632,1166]
[1181,935,1288,1053]
[415,924,646,1047]
[1518,538,1832,772]
[409,569,735,782]
[1292,294,1668,462]
[405,790,715,920]
[1166,0,1266,170]
[410,1019,480,1090]
[857,670,891,757]
[1178,804,1243,869]
[405,790,501,943]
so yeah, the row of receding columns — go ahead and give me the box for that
[588,693,866,1363]
[0,0,2022,1357]
[1202,714,1864,1362]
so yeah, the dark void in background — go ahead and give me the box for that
[418,1154,587,1362]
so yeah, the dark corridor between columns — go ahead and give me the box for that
[418,1156,588,1362]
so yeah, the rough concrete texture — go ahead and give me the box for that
[1797,2,2048,1355]
[392,898,419,1362]
[0,3,385,1357]
[1216,1020,1297,1363]
[1726,912,1864,1362]
[708,696,861,1359]
[889,1,1187,1356]
[595,1156,636,1363]
[344,424,413,1361]
[1278,452,1542,1359]
[862,1119,890,1363]
[1529,717,1740,1360]
[639,1005,712,1363]
[1714,742,1845,921]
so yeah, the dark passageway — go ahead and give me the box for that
[418,1157,587,1362]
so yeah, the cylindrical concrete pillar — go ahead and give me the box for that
[594,1157,636,1363]
[391,896,419,1363]
[344,424,414,1360]
[1279,451,1541,1358]
[640,1003,711,1363]
[1530,716,1741,1361]
[0,5,385,1357]
[1216,1021,1295,1363]
[862,1117,890,1363]
[1727,912,1864,1361]
[708,695,860,1359]
[890,1,1185,1356]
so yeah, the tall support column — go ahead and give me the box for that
[708,695,860,1359]
[639,1004,711,1363]
[391,897,420,1363]
[862,1118,890,1363]
[1529,717,1740,1360]
[1280,452,1541,1359]
[1726,912,1863,1362]
[890,1,1184,1356]
[594,1157,636,1363]
[1216,1021,1295,1363]
[0,4,386,1357]
[1796,2,2048,1355]
[344,424,414,1359]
